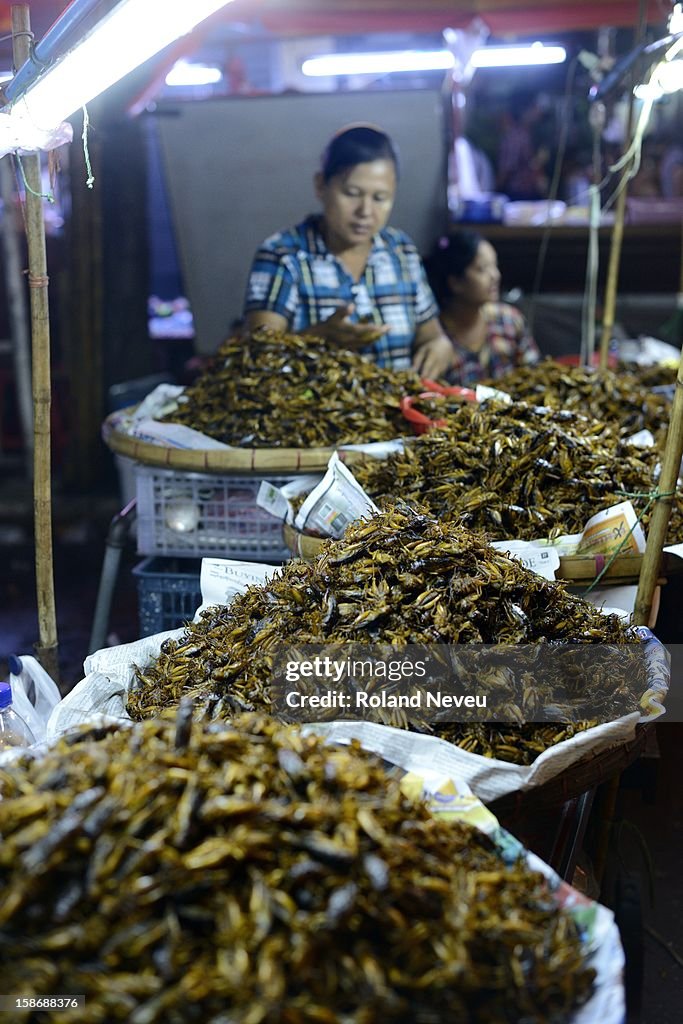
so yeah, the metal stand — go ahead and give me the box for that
[549,790,596,882]
[88,499,137,655]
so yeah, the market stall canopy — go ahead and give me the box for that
[0,1,64,37]
[0,0,670,101]
[0,0,670,47]
[226,0,669,35]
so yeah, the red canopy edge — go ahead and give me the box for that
[227,0,669,36]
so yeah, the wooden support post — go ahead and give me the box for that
[11,4,60,683]
[633,343,683,626]
[598,184,627,369]
[0,155,33,471]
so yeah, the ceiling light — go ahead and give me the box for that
[165,61,223,87]
[4,0,235,131]
[302,51,455,77]
[470,43,566,68]
[302,42,566,78]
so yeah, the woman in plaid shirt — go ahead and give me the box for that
[243,125,454,379]
[425,230,541,386]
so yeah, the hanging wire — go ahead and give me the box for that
[577,59,657,364]
[529,12,678,364]
[580,183,601,365]
[81,104,95,188]
[13,152,54,203]
[567,134,646,212]
[571,30,667,213]
[528,54,579,331]
[581,486,677,594]
[600,92,655,214]
[0,31,32,43]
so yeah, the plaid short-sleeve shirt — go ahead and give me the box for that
[446,303,541,386]
[243,215,438,370]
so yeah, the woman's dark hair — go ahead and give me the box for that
[424,230,483,303]
[320,125,400,183]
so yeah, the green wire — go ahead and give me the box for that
[582,487,677,595]
[14,153,54,203]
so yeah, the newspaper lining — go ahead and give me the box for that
[294,453,379,538]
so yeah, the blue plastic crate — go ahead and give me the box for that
[133,557,202,636]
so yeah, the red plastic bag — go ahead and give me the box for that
[401,385,477,434]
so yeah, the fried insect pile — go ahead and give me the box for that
[623,362,677,389]
[129,509,647,763]
[0,711,595,1024]
[162,328,422,447]
[353,400,683,541]
[490,360,672,440]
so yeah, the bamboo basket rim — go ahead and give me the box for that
[488,724,651,818]
[102,407,341,474]
[281,522,660,815]
[282,522,668,582]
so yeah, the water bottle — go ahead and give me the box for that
[0,681,36,750]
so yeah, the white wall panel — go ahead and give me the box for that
[156,90,448,353]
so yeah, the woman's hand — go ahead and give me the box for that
[304,304,389,351]
[412,331,455,381]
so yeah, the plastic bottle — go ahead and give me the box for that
[0,681,36,750]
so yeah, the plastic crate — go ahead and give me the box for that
[133,557,202,636]
[135,465,296,560]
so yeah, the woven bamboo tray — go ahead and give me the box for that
[283,523,331,559]
[488,724,651,822]
[282,523,665,583]
[487,725,653,867]
[281,516,662,856]
[558,552,645,583]
[102,408,341,474]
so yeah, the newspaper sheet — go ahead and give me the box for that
[109,383,233,450]
[257,476,323,526]
[295,452,379,538]
[378,764,623,1024]
[194,558,278,618]
[129,418,232,450]
[338,439,406,458]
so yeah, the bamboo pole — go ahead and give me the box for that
[0,155,33,471]
[633,342,683,625]
[598,183,628,369]
[11,5,59,683]
[598,0,646,369]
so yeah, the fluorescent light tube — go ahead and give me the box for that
[165,61,223,87]
[8,0,234,130]
[470,43,566,68]
[302,51,455,77]
[302,43,566,78]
